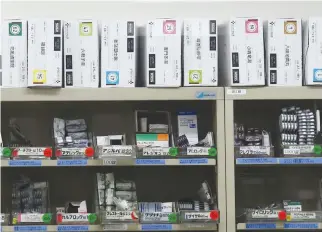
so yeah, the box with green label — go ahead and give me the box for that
[136,134,169,147]
[64,20,99,88]
[2,19,27,87]
[183,19,218,86]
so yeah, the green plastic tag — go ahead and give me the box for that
[208,148,217,157]
[169,148,178,157]
[88,213,97,224]
[314,145,322,155]
[168,213,177,223]
[2,147,12,158]
[42,213,52,224]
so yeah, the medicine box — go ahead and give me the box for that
[101,21,136,87]
[28,19,63,87]
[2,20,27,87]
[183,19,218,86]
[64,20,99,88]
[144,18,182,87]
[221,17,265,86]
[266,18,302,86]
[303,17,322,85]
[177,112,198,145]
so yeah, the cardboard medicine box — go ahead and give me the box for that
[2,20,27,87]
[183,19,218,86]
[28,19,63,87]
[64,20,99,88]
[101,21,136,87]
[144,19,182,87]
[266,18,302,86]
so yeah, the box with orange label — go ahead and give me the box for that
[136,134,169,147]
[266,18,302,86]
[28,19,63,87]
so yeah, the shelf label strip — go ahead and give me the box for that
[179,158,208,165]
[136,159,165,165]
[141,224,172,231]
[14,226,47,231]
[245,223,276,229]
[284,223,318,229]
[57,160,88,166]
[236,158,277,165]
[237,157,322,165]
[9,160,42,167]
[57,225,89,231]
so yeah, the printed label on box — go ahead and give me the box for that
[189,70,202,84]
[79,22,92,36]
[284,21,297,34]
[245,19,259,33]
[313,68,322,82]
[163,20,176,34]
[33,70,47,84]
[251,209,279,219]
[106,71,119,85]
[9,22,22,36]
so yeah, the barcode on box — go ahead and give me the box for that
[164,47,169,64]
[196,38,201,60]
[10,46,15,68]
[81,49,85,66]
[41,42,46,55]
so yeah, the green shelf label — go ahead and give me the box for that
[169,148,178,157]
[42,213,52,224]
[314,145,322,155]
[88,213,97,224]
[2,147,12,157]
[208,148,217,157]
[168,213,177,223]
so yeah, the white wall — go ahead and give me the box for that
[2,1,322,24]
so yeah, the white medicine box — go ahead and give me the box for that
[144,19,182,87]
[28,19,63,87]
[2,20,27,87]
[101,21,136,87]
[222,17,265,86]
[183,19,218,86]
[266,18,302,86]
[64,20,99,88]
[303,18,322,85]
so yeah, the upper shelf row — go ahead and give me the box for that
[1,87,321,102]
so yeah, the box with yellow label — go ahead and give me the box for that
[28,19,63,87]
[266,18,302,86]
[64,20,99,88]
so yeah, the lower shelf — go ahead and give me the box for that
[237,222,322,230]
[2,223,218,231]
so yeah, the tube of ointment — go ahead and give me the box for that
[115,191,137,201]
[98,190,105,205]
[105,188,114,205]
[140,118,147,132]
[105,173,115,188]
[97,173,105,190]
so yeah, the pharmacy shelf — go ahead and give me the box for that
[236,157,322,165]
[1,223,218,231]
[0,87,224,102]
[0,158,216,167]
[237,222,322,230]
[225,87,322,100]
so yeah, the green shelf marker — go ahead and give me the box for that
[168,213,177,223]
[208,148,217,157]
[88,213,97,224]
[169,148,178,157]
[313,145,322,155]
[42,213,52,224]
[2,147,11,158]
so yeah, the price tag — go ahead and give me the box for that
[19,214,44,223]
[103,224,128,231]
[187,147,209,156]
[184,212,210,220]
[227,89,246,95]
[251,210,279,219]
[142,212,171,222]
[236,158,277,165]
[284,223,318,229]
[143,147,169,156]
[57,225,89,231]
[141,224,172,231]
[15,147,45,156]
[245,223,276,229]
[239,146,270,155]
[14,226,47,231]
[60,148,86,157]
[289,145,314,153]
[59,213,89,222]
[283,149,301,155]
[179,158,208,165]
[57,159,87,166]
[288,212,316,220]
[0,214,4,223]
[102,146,133,156]
[278,158,322,164]
[136,159,165,165]
[103,159,117,165]
[9,160,42,167]
[105,211,136,220]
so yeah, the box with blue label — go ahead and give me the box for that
[2,19,28,87]
[64,20,99,88]
[177,112,198,145]
[28,19,63,87]
[101,21,136,87]
[303,18,322,85]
